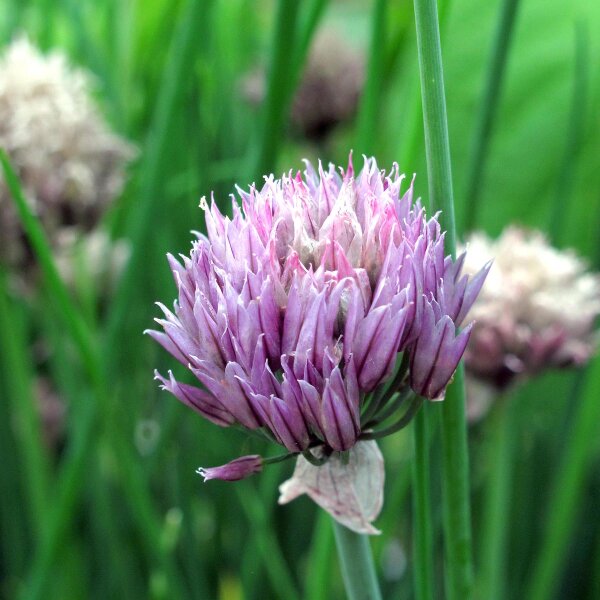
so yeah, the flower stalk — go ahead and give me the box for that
[413,0,474,598]
[333,520,382,600]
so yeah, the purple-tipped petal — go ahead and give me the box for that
[356,302,408,391]
[154,370,234,427]
[410,301,473,399]
[269,396,310,452]
[455,260,492,325]
[321,371,359,451]
[144,329,188,365]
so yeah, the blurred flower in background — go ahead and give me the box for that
[148,156,488,532]
[54,229,130,300]
[290,30,364,139]
[242,29,364,140]
[0,37,135,277]
[461,227,600,419]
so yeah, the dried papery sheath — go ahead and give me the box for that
[0,37,135,273]
[279,440,384,535]
[148,155,488,532]
[461,227,600,400]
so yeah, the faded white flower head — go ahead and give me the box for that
[461,227,600,392]
[54,229,130,296]
[0,37,135,269]
[290,30,364,138]
[242,29,364,139]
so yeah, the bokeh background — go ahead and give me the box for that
[1,0,599,598]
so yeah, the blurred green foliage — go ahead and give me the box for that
[0,0,599,598]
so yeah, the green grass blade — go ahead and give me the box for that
[462,0,521,233]
[411,406,435,600]
[525,356,600,600]
[292,0,329,83]
[252,0,300,181]
[105,0,214,363]
[548,21,590,244]
[356,0,388,155]
[477,396,515,600]
[236,483,301,600]
[0,271,50,538]
[22,399,98,600]
[305,510,335,600]
[0,150,101,385]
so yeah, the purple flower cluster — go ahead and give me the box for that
[148,156,488,480]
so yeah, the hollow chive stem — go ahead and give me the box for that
[412,0,474,597]
[333,519,382,600]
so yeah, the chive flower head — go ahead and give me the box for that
[148,156,488,532]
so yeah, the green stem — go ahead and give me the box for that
[253,0,300,180]
[525,356,600,600]
[356,0,388,155]
[477,395,514,600]
[361,394,422,439]
[462,0,521,233]
[413,0,457,249]
[411,407,435,600]
[412,0,473,596]
[333,520,382,600]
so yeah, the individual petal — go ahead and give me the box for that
[154,370,235,427]
[454,260,492,325]
[190,361,261,429]
[278,441,384,535]
[353,302,408,392]
[320,369,359,451]
[269,396,311,452]
[410,301,473,399]
[144,329,188,365]
[257,277,282,361]
[198,455,263,482]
